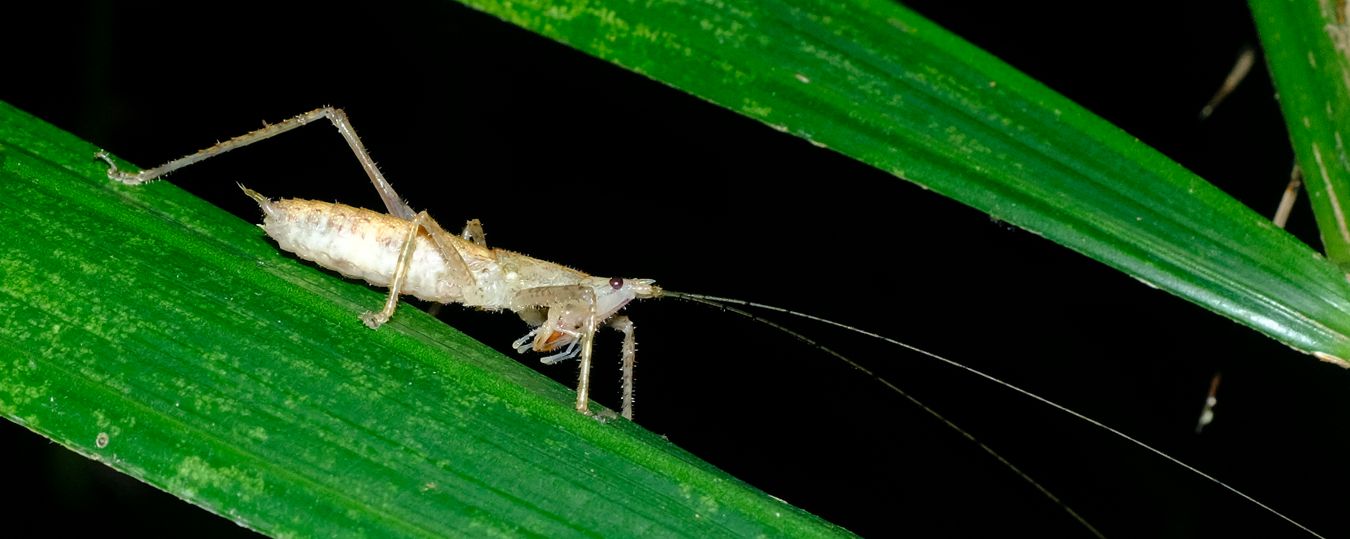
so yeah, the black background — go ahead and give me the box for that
[3,1,1348,537]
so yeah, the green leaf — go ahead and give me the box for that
[448,0,1350,361]
[0,100,848,537]
[9,0,1350,535]
[1251,0,1350,269]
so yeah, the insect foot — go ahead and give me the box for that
[95,151,132,184]
[360,311,391,329]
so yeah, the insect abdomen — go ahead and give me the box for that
[248,195,459,304]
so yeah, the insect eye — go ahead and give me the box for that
[609,277,624,289]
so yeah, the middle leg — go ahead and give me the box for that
[357,209,483,328]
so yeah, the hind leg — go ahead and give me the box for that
[99,107,418,220]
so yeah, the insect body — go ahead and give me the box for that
[98,107,658,419]
[96,107,1323,537]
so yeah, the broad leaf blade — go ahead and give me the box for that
[451,0,1350,360]
[1250,0,1350,269]
[0,101,848,537]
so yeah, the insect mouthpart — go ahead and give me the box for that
[625,278,660,298]
[511,327,580,363]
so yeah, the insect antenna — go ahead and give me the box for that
[660,290,1323,539]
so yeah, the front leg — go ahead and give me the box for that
[608,316,636,419]
[513,285,599,415]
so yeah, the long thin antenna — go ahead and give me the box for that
[661,290,1323,539]
[662,291,1104,538]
